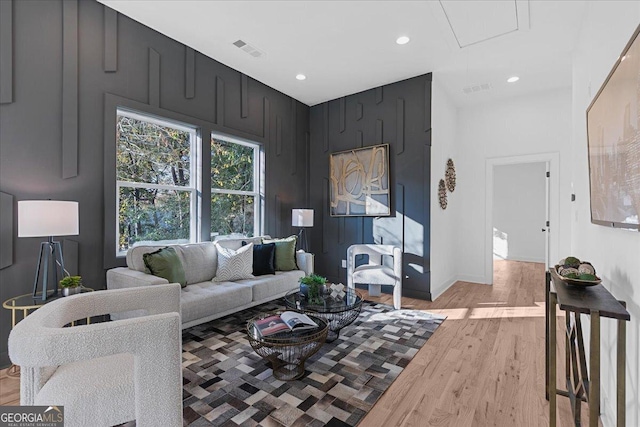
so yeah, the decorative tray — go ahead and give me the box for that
[554,265,601,287]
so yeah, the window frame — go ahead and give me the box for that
[210,133,263,238]
[115,108,200,255]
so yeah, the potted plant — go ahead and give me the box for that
[60,275,82,296]
[299,274,327,305]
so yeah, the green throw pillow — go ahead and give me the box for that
[262,235,298,271]
[143,247,187,288]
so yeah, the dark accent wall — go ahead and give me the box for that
[309,74,432,299]
[0,0,309,367]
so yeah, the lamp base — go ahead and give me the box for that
[32,238,64,301]
[296,228,309,253]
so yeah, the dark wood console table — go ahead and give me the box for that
[546,269,630,427]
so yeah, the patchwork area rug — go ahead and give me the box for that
[181,301,445,427]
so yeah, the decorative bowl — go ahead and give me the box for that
[554,265,601,287]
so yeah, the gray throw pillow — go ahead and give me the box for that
[213,242,254,282]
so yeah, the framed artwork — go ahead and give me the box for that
[329,144,390,217]
[586,24,640,230]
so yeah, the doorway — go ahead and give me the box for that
[492,162,547,266]
[484,153,559,284]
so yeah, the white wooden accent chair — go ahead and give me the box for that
[8,283,183,427]
[346,244,402,309]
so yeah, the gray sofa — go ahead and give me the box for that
[106,236,313,328]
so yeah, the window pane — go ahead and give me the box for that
[119,187,191,251]
[117,115,191,186]
[211,138,254,191]
[211,193,254,237]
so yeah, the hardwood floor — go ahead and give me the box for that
[0,368,19,406]
[0,260,589,426]
[360,260,591,427]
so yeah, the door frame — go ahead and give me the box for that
[484,152,560,284]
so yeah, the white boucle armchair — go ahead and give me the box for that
[347,244,403,309]
[8,283,183,427]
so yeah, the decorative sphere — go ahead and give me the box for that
[578,263,595,275]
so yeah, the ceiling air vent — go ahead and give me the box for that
[462,83,492,94]
[233,39,264,58]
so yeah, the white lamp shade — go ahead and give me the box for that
[18,200,79,237]
[292,209,314,227]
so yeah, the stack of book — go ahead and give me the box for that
[254,311,318,337]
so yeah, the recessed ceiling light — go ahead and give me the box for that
[396,36,410,45]
[296,74,306,81]
[507,76,520,83]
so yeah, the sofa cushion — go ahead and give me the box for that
[127,242,217,284]
[143,247,187,287]
[127,245,165,272]
[180,281,253,324]
[214,243,254,282]
[175,243,217,284]
[244,241,276,276]
[215,236,265,251]
[237,270,304,302]
[263,236,298,271]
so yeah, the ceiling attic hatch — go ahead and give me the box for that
[439,0,530,48]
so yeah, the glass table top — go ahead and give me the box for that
[3,287,94,310]
[284,287,363,314]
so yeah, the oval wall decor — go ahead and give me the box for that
[438,179,447,210]
[445,158,456,192]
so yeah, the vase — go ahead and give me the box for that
[63,287,80,297]
[299,284,309,298]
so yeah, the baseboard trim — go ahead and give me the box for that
[403,288,432,301]
[504,256,545,263]
[431,275,457,300]
[456,274,488,285]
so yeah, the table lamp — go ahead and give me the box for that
[292,209,313,253]
[18,200,79,301]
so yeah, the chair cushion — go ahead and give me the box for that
[214,243,254,282]
[143,247,187,287]
[238,270,304,302]
[35,354,135,427]
[262,236,298,271]
[352,265,398,285]
[181,281,253,324]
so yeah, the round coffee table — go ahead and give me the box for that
[284,287,363,342]
[246,312,328,381]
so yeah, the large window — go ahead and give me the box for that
[116,109,198,253]
[210,135,262,238]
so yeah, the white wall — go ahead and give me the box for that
[571,2,640,425]
[493,162,546,263]
[455,89,573,283]
[430,77,459,299]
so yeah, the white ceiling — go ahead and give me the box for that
[97,0,587,107]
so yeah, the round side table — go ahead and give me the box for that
[2,287,94,378]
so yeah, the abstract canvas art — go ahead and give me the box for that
[329,144,390,216]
